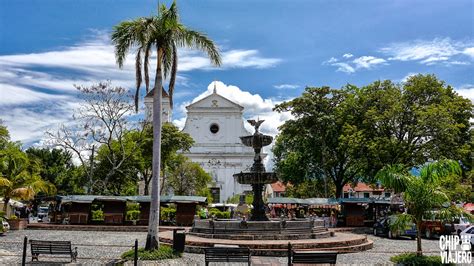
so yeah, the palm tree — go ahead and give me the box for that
[112,1,221,250]
[0,144,56,213]
[376,159,462,256]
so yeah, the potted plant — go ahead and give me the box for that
[8,215,27,230]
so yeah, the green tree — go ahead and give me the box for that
[273,75,473,197]
[25,148,85,195]
[356,75,472,179]
[165,155,212,199]
[0,142,56,212]
[160,122,194,194]
[377,160,462,256]
[273,86,366,198]
[112,1,221,249]
[0,120,9,150]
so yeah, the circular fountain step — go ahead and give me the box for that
[159,231,373,256]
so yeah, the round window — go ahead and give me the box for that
[210,124,219,134]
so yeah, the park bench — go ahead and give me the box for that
[30,239,78,262]
[288,243,337,265]
[204,247,251,266]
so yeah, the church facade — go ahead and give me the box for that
[145,85,255,202]
[180,87,255,203]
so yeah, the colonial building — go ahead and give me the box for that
[265,181,287,198]
[144,88,172,123]
[180,85,255,203]
[144,84,256,202]
[343,183,392,199]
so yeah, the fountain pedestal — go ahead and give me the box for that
[233,119,277,221]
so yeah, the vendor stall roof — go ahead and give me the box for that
[339,198,373,204]
[126,195,207,204]
[59,195,97,204]
[306,198,339,205]
[59,195,208,204]
[267,197,308,205]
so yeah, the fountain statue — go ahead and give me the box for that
[233,119,277,221]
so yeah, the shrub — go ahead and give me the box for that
[121,245,181,260]
[9,215,18,220]
[160,207,176,221]
[208,208,231,219]
[126,210,140,221]
[91,210,104,221]
[390,253,452,266]
[126,202,140,212]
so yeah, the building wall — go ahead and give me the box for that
[180,92,256,202]
[144,94,171,123]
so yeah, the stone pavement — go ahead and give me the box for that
[0,229,443,265]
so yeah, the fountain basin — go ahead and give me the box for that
[240,134,273,148]
[234,172,278,184]
[190,218,328,240]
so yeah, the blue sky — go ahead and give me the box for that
[0,0,473,146]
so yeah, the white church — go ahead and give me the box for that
[145,83,256,203]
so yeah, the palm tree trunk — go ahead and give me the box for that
[145,48,163,250]
[416,220,423,256]
[3,197,10,213]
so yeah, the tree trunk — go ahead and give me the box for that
[143,173,150,196]
[3,197,10,213]
[335,182,344,198]
[416,220,423,256]
[145,48,163,251]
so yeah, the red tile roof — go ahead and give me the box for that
[343,183,384,192]
[464,203,474,212]
[270,181,286,192]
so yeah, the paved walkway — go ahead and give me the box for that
[0,229,442,265]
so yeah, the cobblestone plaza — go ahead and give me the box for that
[0,229,441,265]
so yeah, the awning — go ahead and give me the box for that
[267,197,308,205]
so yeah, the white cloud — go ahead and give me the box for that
[273,84,299,90]
[0,84,68,105]
[380,38,474,65]
[462,47,474,58]
[332,62,355,74]
[352,56,386,69]
[325,55,385,74]
[0,30,281,146]
[173,81,294,170]
[400,72,419,83]
[455,84,474,102]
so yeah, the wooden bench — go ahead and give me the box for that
[204,247,251,266]
[288,243,337,265]
[30,240,77,262]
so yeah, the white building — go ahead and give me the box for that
[145,84,256,203]
[180,86,255,203]
[144,88,172,123]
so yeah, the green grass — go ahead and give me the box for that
[121,245,181,261]
[390,253,452,266]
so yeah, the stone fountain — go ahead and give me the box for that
[233,119,278,221]
[166,120,374,255]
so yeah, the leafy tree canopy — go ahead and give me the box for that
[273,74,473,197]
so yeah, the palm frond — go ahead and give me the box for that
[389,213,414,233]
[178,29,221,67]
[376,164,411,193]
[10,187,35,200]
[134,49,142,112]
[143,42,152,93]
[419,159,461,183]
[168,42,178,109]
[0,177,12,188]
